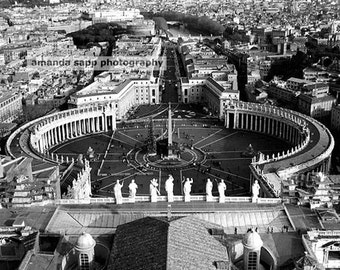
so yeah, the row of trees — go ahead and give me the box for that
[67,23,127,48]
[223,26,250,44]
[145,11,225,36]
[15,103,56,124]
[265,51,311,81]
[146,12,251,44]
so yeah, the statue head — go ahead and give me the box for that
[221,179,224,183]
[207,178,211,182]
[131,179,135,183]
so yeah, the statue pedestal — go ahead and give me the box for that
[116,198,123,205]
[168,195,174,202]
[184,195,191,202]
[151,195,158,203]
[206,195,213,202]
[252,197,258,203]
[219,196,225,203]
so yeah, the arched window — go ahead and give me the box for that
[248,251,257,270]
[80,253,90,270]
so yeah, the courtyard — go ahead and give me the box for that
[50,104,291,199]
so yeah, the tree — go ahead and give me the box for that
[153,17,168,31]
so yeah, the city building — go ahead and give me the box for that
[286,78,308,92]
[302,230,340,269]
[0,156,60,208]
[331,105,340,132]
[178,41,239,118]
[0,92,22,123]
[68,73,160,120]
[298,94,336,119]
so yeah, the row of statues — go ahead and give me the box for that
[113,175,261,204]
[113,175,232,204]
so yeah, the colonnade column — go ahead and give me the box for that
[39,138,43,153]
[43,133,47,152]
[96,117,100,132]
[240,113,244,129]
[76,121,80,136]
[91,118,94,132]
[52,128,56,145]
[112,114,116,130]
[104,114,108,132]
[69,122,73,138]
[65,124,68,140]
[86,119,89,133]
[267,118,270,134]
[44,133,48,150]
[48,130,52,147]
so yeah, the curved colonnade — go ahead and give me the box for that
[6,101,334,201]
[225,101,334,198]
[6,104,116,163]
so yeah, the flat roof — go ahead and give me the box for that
[287,77,308,84]
[251,109,334,175]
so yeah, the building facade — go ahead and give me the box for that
[0,92,22,123]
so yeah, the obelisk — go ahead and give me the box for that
[168,102,173,157]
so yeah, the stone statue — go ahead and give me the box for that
[150,178,159,202]
[252,180,260,199]
[318,172,325,182]
[128,179,138,200]
[206,178,213,197]
[84,177,92,199]
[165,174,174,202]
[87,146,95,159]
[76,154,84,167]
[218,179,227,203]
[183,178,193,198]
[72,179,80,199]
[114,180,124,204]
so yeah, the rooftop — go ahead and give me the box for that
[109,216,228,270]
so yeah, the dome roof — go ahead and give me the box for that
[242,230,263,250]
[75,232,96,251]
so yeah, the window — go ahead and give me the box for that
[248,252,257,270]
[80,254,89,270]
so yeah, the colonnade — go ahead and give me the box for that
[29,105,116,157]
[225,101,334,198]
[226,111,305,147]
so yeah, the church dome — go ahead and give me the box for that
[75,232,96,252]
[242,230,263,250]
